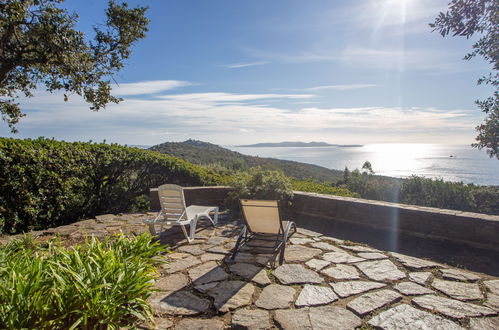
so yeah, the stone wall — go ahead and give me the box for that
[149,186,499,253]
[290,192,499,253]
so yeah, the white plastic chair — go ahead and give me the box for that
[144,184,218,243]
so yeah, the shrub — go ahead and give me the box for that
[227,167,294,207]
[292,179,359,197]
[0,233,166,329]
[0,137,224,233]
[400,176,499,215]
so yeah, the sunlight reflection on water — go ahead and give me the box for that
[229,144,499,185]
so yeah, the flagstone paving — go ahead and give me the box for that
[5,211,499,329]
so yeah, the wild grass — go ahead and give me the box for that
[0,233,167,329]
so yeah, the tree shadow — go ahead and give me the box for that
[149,231,282,318]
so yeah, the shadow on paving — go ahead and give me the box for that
[293,214,499,276]
[149,217,279,318]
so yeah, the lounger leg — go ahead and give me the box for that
[231,226,247,260]
[148,223,157,236]
[189,218,198,243]
[213,207,219,225]
[278,222,296,265]
[179,224,192,243]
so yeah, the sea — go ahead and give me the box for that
[228,144,499,186]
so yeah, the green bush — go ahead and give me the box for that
[0,137,224,233]
[400,176,499,215]
[292,179,359,197]
[227,167,294,206]
[0,233,166,329]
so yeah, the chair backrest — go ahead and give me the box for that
[158,184,187,221]
[240,199,283,234]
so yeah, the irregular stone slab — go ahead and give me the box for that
[485,293,499,311]
[297,228,322,237]
[394,281,434,296]
[469,316,499,330]
[310,242,344,252]
[274,306,361,330]
[408,271,433,285]
[330,280,386,298]
[389,252,440,269]
[308,305,362,330]
[174,318,224,330]
[255,284,296,309]
[194,282,218,293]
[341,244,378,253]
[229,263,271,285]
[368,303,464,330]
[149,291,210,316]
[229,252,257,264]
[274,264,324,284]
[167,252,192,260]
[164,256,201,274]
[274,308,312,329]
[305,258,331,271]
[188,261,229,285]
[290,237,315,245]
[485,280,499,295]
[295,284,338,307]
[321,236,345,245]
[200,253,225,262]
[413,294,497,319]
[432,278,483,301]
[232,308,270,330]
[347,289,401,316]
[150,317,174,329]
[321,264,360,280]
[206,236,230,246]
[255,254,274,266]
[178,244,206,256]
[355,259,406,282]
[441,268,481,282]
[207,245,230,254]
[284,245,322,262]
[95,214,117,221]
[154,273,189,292]
[207,280,255,312]
[322,251,365,264]
[357,252,388,260]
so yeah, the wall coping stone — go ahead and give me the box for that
[293,191,499,222]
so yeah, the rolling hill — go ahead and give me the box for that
[149,139,345,182]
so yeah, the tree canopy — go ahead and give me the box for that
[430,0,498,159]
[0,0,149,132]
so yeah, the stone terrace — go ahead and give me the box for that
[4,212,499,329]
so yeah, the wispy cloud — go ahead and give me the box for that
[305,84,378,91]
[222,61,269,69]
[273,84,379,92]
[157,92,314,103]
[4,82,480,145]
[339,46,463,72]
[112,80,191,96]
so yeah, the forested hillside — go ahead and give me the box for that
[149,139,345,182]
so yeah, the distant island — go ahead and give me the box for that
[237,141,363,148]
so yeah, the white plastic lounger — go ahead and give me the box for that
[144,184,218,243]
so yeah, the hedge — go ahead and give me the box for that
[0,137,224,233]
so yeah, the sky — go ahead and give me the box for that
[1,0,495,146]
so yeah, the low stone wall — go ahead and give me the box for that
[291,192,499,253]
[149,186,499,253]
